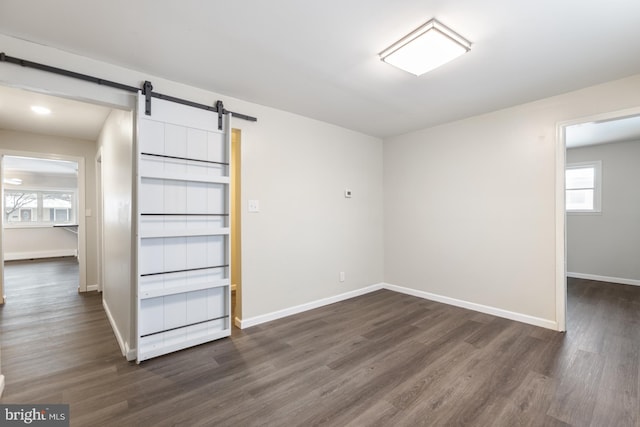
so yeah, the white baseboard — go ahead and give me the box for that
[0,374,5,399]
[86,284,99,292]
[103,298,129,359]
[4,249,77,261]
[567,272,640,287]
[383,283,558,330]
[235,281,558,332]
[125,343,136,361]
[237,283,384,329]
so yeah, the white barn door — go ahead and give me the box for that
[136,94,231,362]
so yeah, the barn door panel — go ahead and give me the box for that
[136,94,231,362]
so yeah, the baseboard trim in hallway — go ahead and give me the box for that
[383,282,558,330]
[567,272,640,287]
[237,283,384,328]
[103,299,132,360]
[236,282,557,331]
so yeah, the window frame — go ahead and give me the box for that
[4,187,77,228]
[565,160,602,214]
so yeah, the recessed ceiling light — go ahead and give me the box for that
[31,105,51,115]
[380,18,472,76]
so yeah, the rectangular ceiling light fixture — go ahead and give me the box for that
[379,18,471,76]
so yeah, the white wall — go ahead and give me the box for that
[98,109,135,358]
[0,130,97,283]
[4,228,78,260]
[2,33,640,342]
[240,108,383,319]
[567,140,640,283]
[0,34,384,332]
[384,75,640,328]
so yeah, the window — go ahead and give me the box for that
[4,190,75,225]
[566,161,601,213]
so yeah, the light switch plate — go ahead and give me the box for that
[248,199,260,213]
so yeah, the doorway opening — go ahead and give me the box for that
[556,107,640,331]
[231,128,242,327]
[0,83,113,304]
[1,154,84,303]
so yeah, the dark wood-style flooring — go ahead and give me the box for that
[1,258,639,426]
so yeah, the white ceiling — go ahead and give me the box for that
[4,156,78,175]
[566,115,640,148]
[0,85,111,140]
[1,1,640,138]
